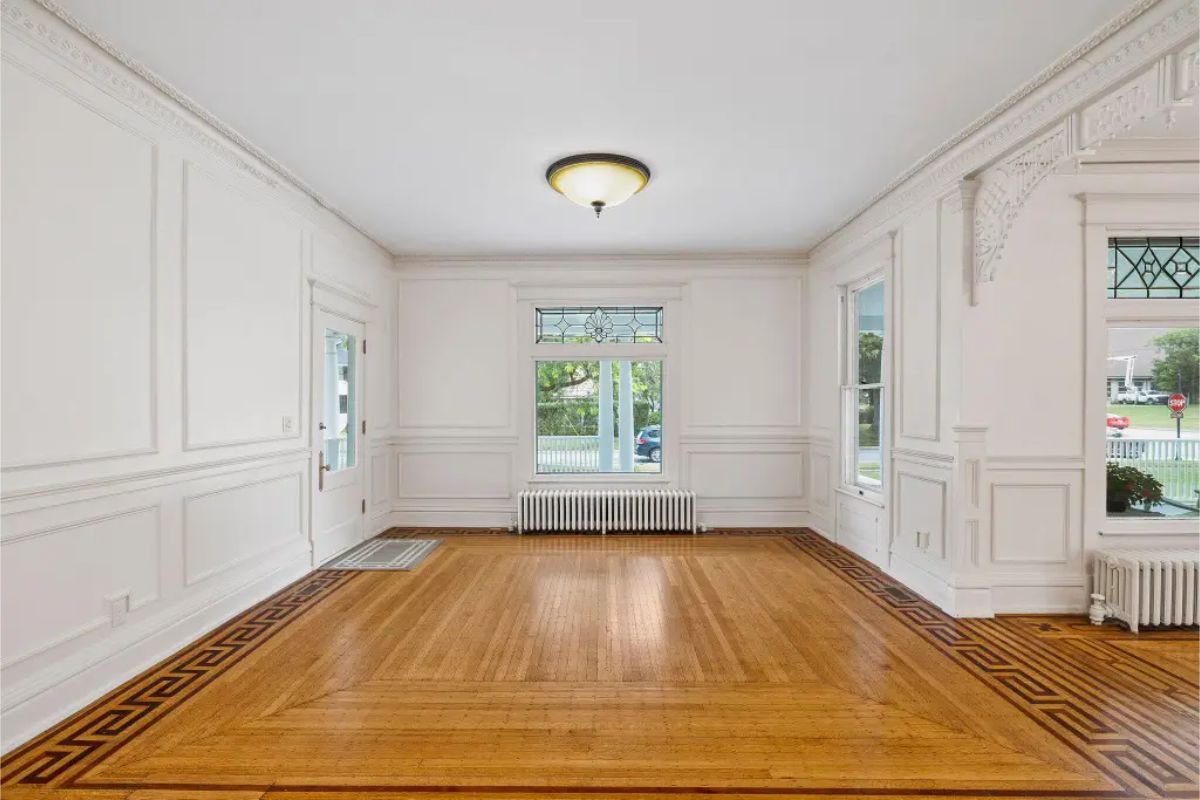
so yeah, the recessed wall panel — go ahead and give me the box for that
[1,66,156,467]
[183,165,302,448]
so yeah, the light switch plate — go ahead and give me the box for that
[282,416,296,433]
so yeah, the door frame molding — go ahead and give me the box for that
[308,278,377,565]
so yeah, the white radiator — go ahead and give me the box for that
[1090,549,1200,632]
[517,489,697,534]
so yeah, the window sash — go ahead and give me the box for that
[842,277,886,493]
[534,359,664,476]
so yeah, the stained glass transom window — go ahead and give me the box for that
[1108,237,1199,299]
[535,306,663,344]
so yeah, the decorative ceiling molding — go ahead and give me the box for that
[393,252,808,270]
[811,0,1197,263]
[970,40,1199,300]
[1,0,391,256]
[972,122,1075,286]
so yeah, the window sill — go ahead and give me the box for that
[528,474,670,485]
[836,485,885,508]
[1099,518,1199,537]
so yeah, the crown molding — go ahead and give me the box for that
[393,251,808,272]
[2,0,391,257]
[810,0,1196,263]
[970,37,1199,298]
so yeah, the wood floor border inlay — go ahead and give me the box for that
[783,532,1198,799]
[1,569,359,786]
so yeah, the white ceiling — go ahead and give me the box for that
[53,0,1137,256]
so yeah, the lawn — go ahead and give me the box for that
[1108,403,1198,432]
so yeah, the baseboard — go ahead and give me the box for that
[885,554,954,615]
[835,531,879,566]
[699,510,806,528]
[885,553,995,618]
[392,508,514,528]
[992,582,1089,614]
[1,549,312,755]
[369,510,397,536]
[804,519,834,542]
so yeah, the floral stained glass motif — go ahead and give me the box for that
[535,306,663,344]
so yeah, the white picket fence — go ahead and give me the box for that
[1107,438,1199,506]
[537,436,611,473]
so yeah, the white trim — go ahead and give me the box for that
[1081,193,1200,540]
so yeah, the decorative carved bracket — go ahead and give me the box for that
[970,39,1200,304]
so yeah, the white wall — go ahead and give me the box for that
[388,259,807,528]
[0,2,394,752]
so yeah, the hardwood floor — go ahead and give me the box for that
[3,531,1196,799]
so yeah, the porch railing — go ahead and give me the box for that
[537,435,607,473]
[1107,437,1200,506]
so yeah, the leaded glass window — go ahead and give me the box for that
[535,306,663,344]
[1108,237,1199,299]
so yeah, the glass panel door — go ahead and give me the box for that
[321,328,357,474]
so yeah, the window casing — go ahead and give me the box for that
[842,278,886,494]
[528,303,669,478]
[1082,198,1199,538]
[1102,234,1198,523]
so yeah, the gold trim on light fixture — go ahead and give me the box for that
[546,153,651,217]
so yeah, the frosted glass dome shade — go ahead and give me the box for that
[546,154,650,216]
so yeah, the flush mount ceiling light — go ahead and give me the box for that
[545,153,651,218]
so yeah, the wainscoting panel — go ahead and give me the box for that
[894,462,949,563]
[397,449,513,500]
[687,450,805,501]
[182,470,304,587]
[0,505,162,672]
[990,479,1074,566]
[836,492,881,563]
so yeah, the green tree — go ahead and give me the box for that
[1150,329,1199,400]
[535,360,662,436]
[858,332,882,385]
[857,332,883,447]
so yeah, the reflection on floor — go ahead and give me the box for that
[2,530,1196,799]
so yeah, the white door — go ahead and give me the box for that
[312,308,366,564]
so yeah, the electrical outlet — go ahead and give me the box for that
[107,591,130,627]
[282,415,295,433]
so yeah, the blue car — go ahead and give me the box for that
[635,426,661,463]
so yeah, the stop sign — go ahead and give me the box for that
[1168,393,1188,413]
